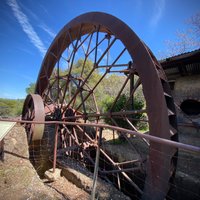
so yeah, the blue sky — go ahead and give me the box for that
[0,0,199,99]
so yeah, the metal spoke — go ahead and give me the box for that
[96,63,129,68]
[29,13,178,200]
[123,77,141,110]
[75,47,126,112]
[125,117,150,146]
[109,73,131,111]
[87,33,107,57]
[81,32,94,77]
[100,148,143,194]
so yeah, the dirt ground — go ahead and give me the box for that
[0,124,90,200]
[1,124,60,199]
[0,124,130,200]
[1,124,199,200]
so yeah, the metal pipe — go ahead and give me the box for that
[178,122,200,128]
[1,119,200,153]
[102,167,141,174]
[63,109,146,120]
[115,159,143,166]
[130,62,134,111]
[117,173,121,191]
[53,123,59,173]
[91,128,103,200]
[96,63,129,68]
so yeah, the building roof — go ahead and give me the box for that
[160,49,200,80]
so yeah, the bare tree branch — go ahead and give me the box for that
[159,12,200,59]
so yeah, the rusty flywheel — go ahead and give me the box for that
[22,94,45,143]
[22,12,178,199]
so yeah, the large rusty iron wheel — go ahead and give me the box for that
[23,12,178,199]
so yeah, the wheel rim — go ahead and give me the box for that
[22,94,45,143]
[31,12,178,199]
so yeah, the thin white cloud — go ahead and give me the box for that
[39,24,56,38]
[39,4,49,16]
[7,0,46,57]
[18,2,56,39]
[18,1,39,21]
[150,0,165,27]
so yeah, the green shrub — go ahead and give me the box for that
[0,99,24,117]
[103,94,147,130]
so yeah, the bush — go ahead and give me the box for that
[103,94,147,130]
[0,99,24,117]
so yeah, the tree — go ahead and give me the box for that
[161,12,200,58]
[188,12,200,37]
[0,98,24,117]
[24,59,146,127]
[97,74,127,111]
[68,59,101,112]
[26,83,35,94]
[0,101,10,116]
[103,94,146,129]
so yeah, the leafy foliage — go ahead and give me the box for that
[0,98,24,117]
[23,59,146,130]
[26,83,35,94]
[103,94,146,129]
[69,59,101,112]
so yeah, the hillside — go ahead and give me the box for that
[0,98,24,117]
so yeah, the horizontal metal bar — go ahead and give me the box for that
[99,147,143,194]
[63,109,147,120]
[101,167,141,174]
[96,63,129,68]
[178,122,200,128]
[57,145,80,152]
[109,70,130,73]
[115,159,143,166]
[1,118,200,153]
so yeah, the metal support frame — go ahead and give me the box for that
[20,12,181,200]
[91,128,103,200]
[1,118,199,154]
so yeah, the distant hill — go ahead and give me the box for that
[0,98,24,117]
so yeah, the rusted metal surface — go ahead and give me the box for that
[2,118,199,153]
[22,12,179,199]
[91,128,102,200]
[21,94,45,143]
[53,124,59,173]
